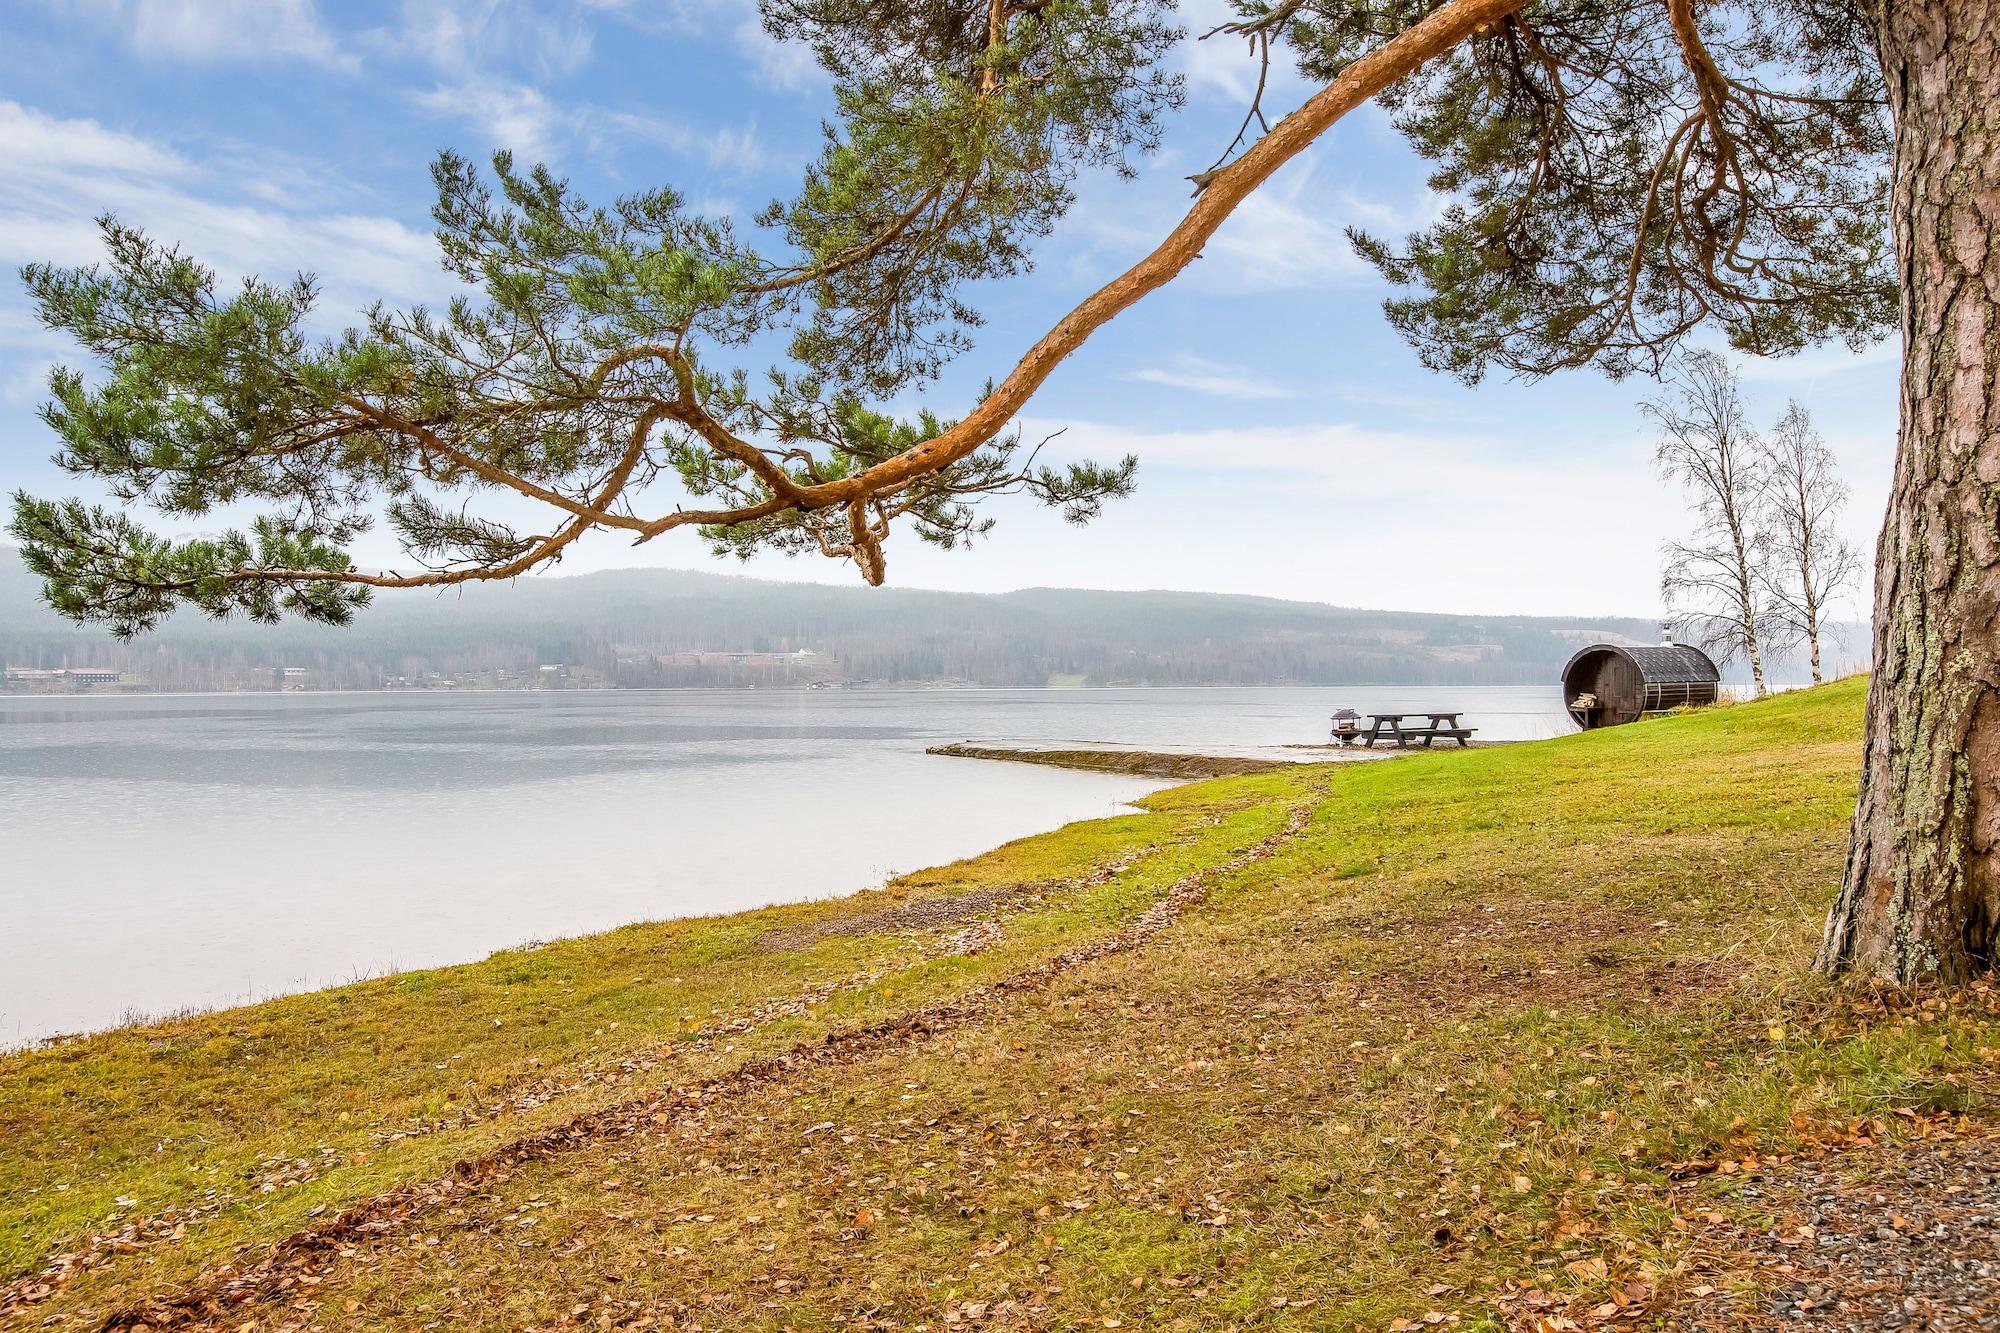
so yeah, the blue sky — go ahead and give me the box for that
[0,0,1899,618]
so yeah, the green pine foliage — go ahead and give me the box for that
[11,0,1175,634]
[1306,0,1894,379]
[12,0,1897,632]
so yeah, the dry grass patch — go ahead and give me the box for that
[7,679,1998,1333]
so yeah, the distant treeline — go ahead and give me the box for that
[1,550,1850,689]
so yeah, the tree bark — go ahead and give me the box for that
[1730,519,1769,698]
[1795,538,1823,688]
[1818,0,2000,982]
[1805,587,1824,686]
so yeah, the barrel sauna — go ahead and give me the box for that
[1560,642,1720,730]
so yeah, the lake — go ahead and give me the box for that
[0,685,1567,1044]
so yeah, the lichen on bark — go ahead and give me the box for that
[1818,0,2000,984]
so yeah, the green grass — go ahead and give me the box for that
[4,677,1995,1332]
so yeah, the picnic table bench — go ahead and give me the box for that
[1342,711,1477,748]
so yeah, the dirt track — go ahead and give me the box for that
[96,803,1316,1331]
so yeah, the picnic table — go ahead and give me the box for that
[1351,711,1476,748]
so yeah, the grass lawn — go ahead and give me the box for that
[2,676,1994,1331]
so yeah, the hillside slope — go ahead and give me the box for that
[2,679,1992,1330]
[1,546,1684,687]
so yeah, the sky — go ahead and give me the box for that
[0,0,1901,621]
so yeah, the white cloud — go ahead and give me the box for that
[1203,155,1442,293]
[734,14,821,91]
[974,413,1683,614]
[1065,147,1434,297]
[616,2,819,91]
[1026,415,1514,484]
[1733,338,1900,386]
[368,0,596,81]
[1170,0,1316,103]
[0,99,187,179]
[410,82,770,177]
[0,308,70,404]
[1019,414,1671,538]
[1179,29,1262,103]
[46,1,784,185]
[1128,354,1295,401]
[413,80,566,161]
[704,5,820,90]
[53,0,355,70]
[0,100,447,332]
[602,112,768,174]
[1206,187,1363,290]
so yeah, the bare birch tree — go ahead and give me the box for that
[1758,402,1861,685]
[1647,351,1771,697]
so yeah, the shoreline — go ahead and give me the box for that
[12,681,1982,1333]
[927,737,1511,778]
[924,743,1297,779]
[1,690,1555,1046]
[1,755,1170,1053]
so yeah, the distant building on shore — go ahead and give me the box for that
[3,666,123,690]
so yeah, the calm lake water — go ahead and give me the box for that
[0,685,1566,1044]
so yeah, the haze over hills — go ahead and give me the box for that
[0,547,1853,690]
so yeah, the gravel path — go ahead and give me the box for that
[1673,1132,1998,1330]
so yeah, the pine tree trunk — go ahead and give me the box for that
[1818,0,2000,983]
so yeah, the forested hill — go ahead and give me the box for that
[2,546,1675,688]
